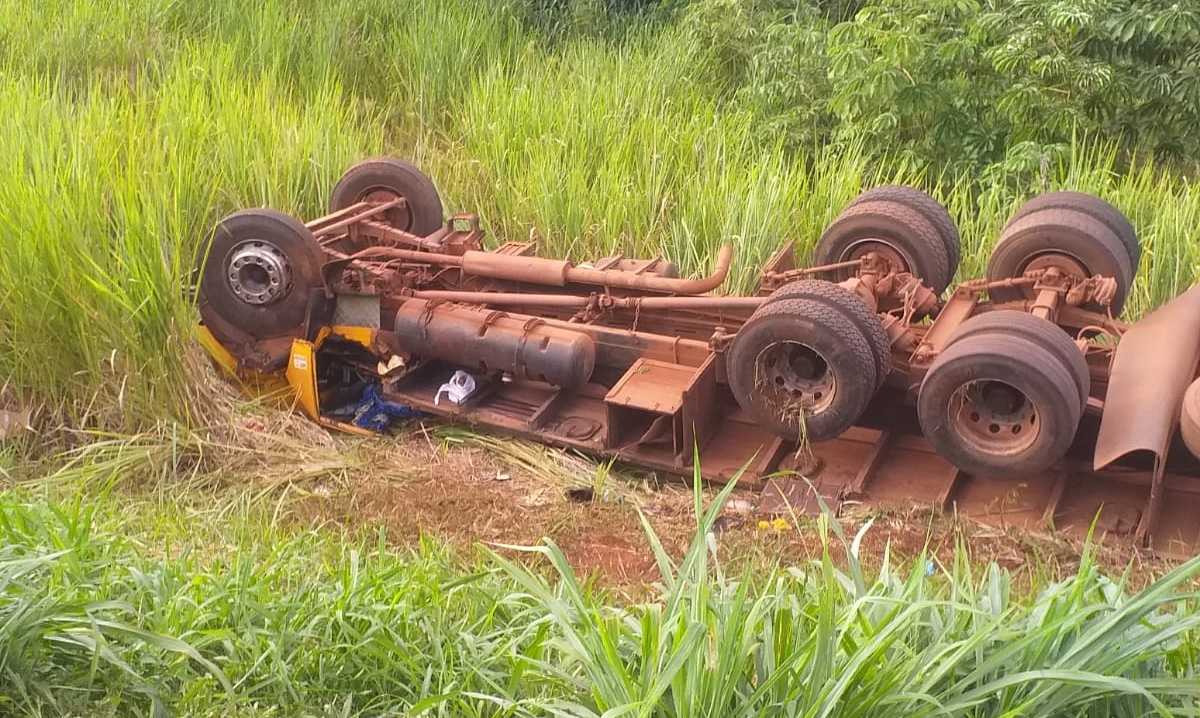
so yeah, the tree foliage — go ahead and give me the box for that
[683,0,1200,177]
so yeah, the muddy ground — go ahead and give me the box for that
[282,421,1180,596]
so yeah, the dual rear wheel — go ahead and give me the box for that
[817,187,1138,317]
[917,312,1090,478]
[727,281,890,443]
[934,192,1133,475]
[730,187,956,443]
[729,289,1092,478]
[987,191,1138,316]
[734,187,1121,478]
[815,186,959,295]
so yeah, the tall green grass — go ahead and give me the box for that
[495,475,1200,718]
[2,477,1197,717]
[0,0,1198,427]
[0,46,383,425]
[0,481,550,717]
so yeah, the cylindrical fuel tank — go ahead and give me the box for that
[393,299,595,389]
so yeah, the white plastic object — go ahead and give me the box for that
[434,370,476,406]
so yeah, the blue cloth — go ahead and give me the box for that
[348,383,425,430]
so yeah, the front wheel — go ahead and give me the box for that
[196,208,323,341]
[329,157,444,235]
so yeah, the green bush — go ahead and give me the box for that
[686,0,1200,176]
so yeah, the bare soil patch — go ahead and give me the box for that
[280,424,1182,595]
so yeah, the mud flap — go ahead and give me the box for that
[1095,285,1200,469]
[1094,284,1200,544]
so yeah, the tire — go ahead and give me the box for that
[814,200,952,295]
[985,207,1133,315]
[946,310,1090,412]
[196,208,323,339]
[1180,378,1200,460]
[763,279,891,390]
[849,185,961,281]
[1005,191,1139,275]
[917,333,1082,478]
[727,297,878,442]
[329,157,444,236]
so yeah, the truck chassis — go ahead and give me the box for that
[196,158,1200,557]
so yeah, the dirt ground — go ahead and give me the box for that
[285,423,1181,596]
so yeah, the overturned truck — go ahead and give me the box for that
[197,157,1200,556]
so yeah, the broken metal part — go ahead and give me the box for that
[1095,284,1200,471]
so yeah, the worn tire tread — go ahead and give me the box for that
[764,279,891,390]
[986,207,1133,315]
[816,200,952,294]
[948,310,1090,411]
[849,185,961,279]
[918,333,1081,477]
[329,157,444,235]
[729,297,877,441]
[1006,191,1139,273]
[197,208,322,341]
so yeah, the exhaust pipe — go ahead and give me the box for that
[348,244,736,295]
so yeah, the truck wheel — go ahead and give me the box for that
[196,208,322,339]
[985,207,1133,315]
[1180,378,1200,460]
[814,199,952,295]
[848,185,961,280]
[918,332,1082,477]
[946,310,1090,412]
[763,279,891,390]
[329,157,444,236]
[727,297,879,442]
[1004,191,1139,275]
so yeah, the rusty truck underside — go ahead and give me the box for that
[196,157,1200,557]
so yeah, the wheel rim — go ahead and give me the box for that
[946,379,1041,458]
[225,240,292,306]
[362,187,414,232]
[756,341,837,418]
[842,238,911,275]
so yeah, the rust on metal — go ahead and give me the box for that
[1094,284,1200,471]
[195,156,1200,558]
[406,290,767,312]
[392,299,597,389]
